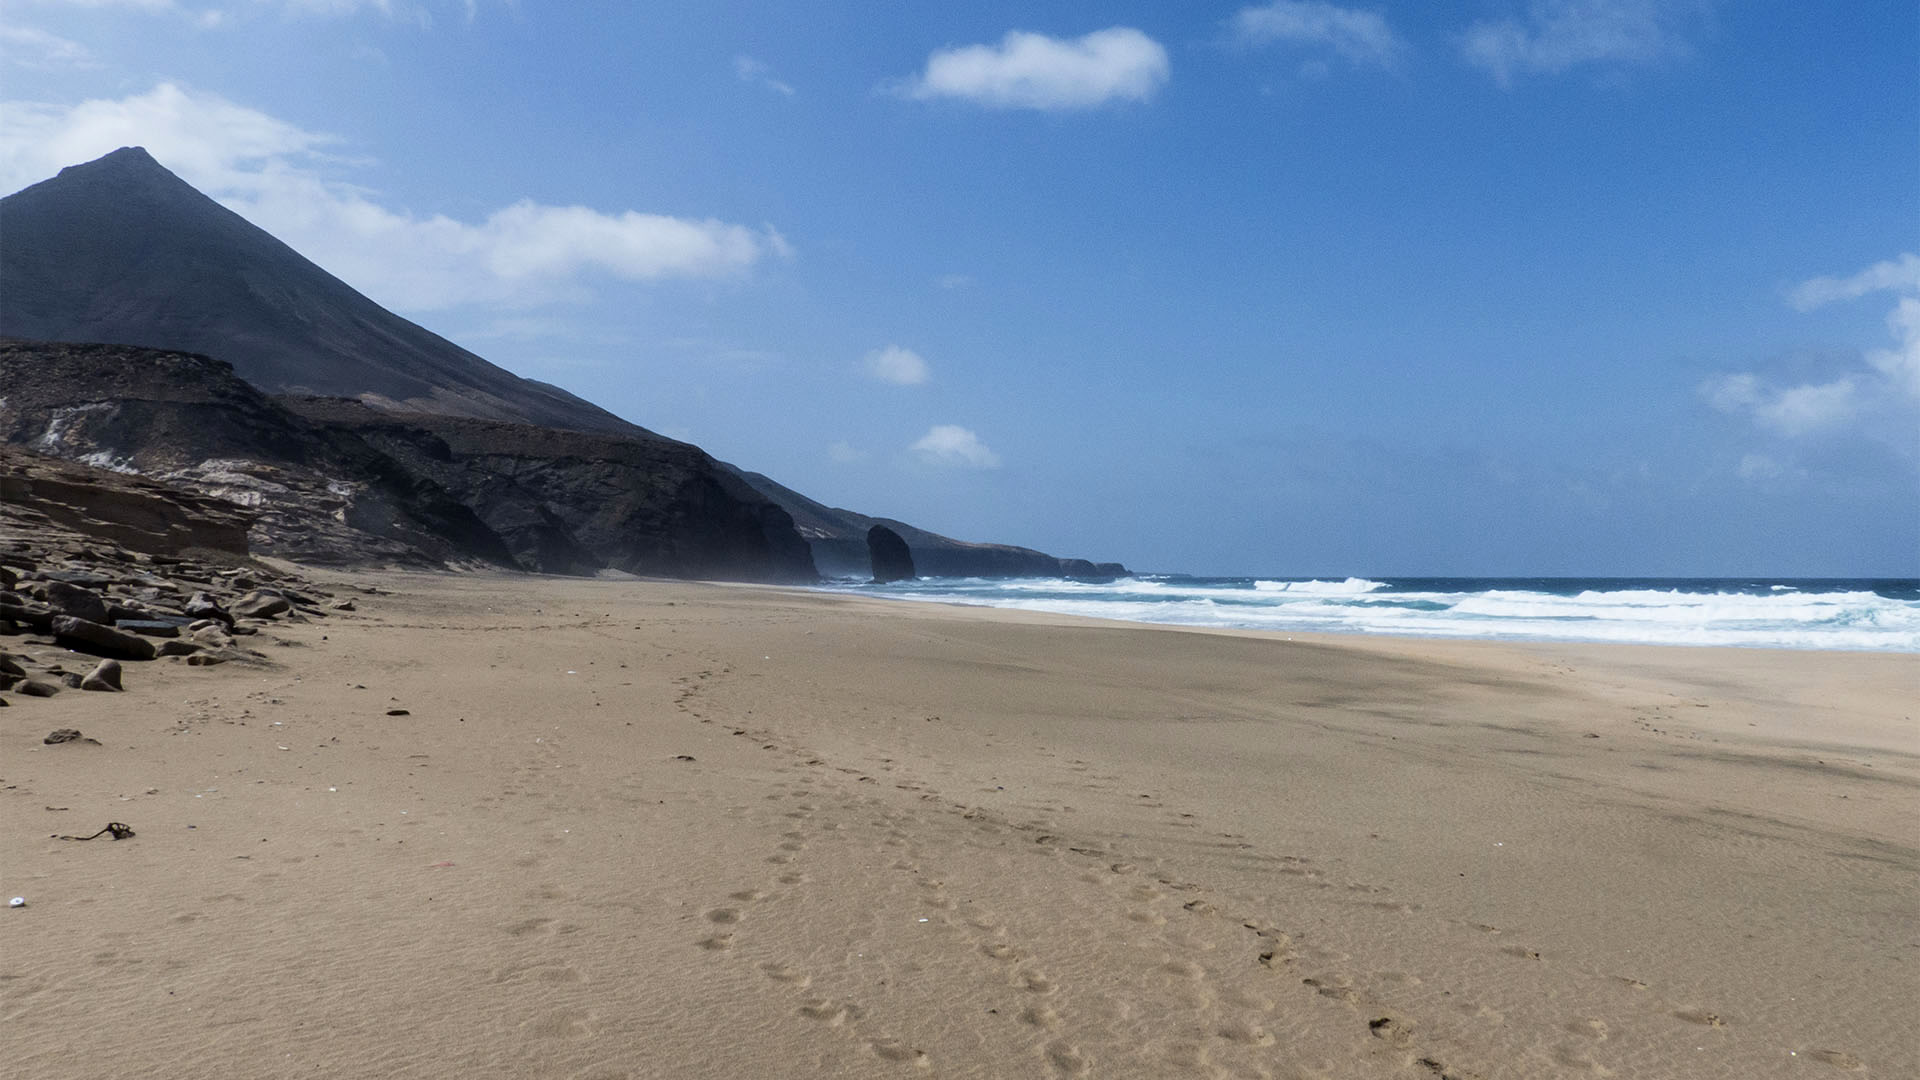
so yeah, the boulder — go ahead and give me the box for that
[184,591,234,626]
[156,640,201,657]
[231,590,291,619]
[80,659,122,691]
[867,525,916,584]
[44,580,110,623]
[50,615,158,661]
[14,678,59,697]
[114,619,183,638]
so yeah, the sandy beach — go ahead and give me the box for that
[3,570,1914,1079]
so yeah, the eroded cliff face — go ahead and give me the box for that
[282,399,818,583]
[0,444,253,558]
[0,340,515,568]
[1,341,816,583]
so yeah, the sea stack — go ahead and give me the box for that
[867,525,915,583]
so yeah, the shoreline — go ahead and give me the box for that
[804,575,1920,655]
[5,569,1914,1078]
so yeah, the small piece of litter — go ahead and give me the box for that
[918,918,929,923]
[8,897,24,908]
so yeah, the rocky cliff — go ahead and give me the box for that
[728,468,1127,580]
[283,398,816,582]
[0,443,253,558]
[0,341,815,581]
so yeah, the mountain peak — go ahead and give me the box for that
[1,148,642,436]
[58,146,171,183]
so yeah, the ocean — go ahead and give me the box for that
[817,575,1920,652]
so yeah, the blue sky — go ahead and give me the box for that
[2,1,1914,575]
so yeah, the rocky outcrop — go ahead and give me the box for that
[867,525,915,583]
[0,341,514,568]
[1,147,636,435]
[0,443,252,557]
[728,467,1128,581]
[2,465,347,701]
[283,399,817,583]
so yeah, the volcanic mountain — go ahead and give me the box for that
[1,148,1124,579]
[0,146,633,434]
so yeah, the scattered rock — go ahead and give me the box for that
[0,654,25,677]
[385,708,410,716]
[58,672,83,688]
[328,598,356,612]
[231,590,291,619]
[43,580,110,623]
[44,728,100,745]
[13,678,59,697]
[51,615,157,661]
[114,619,182,638]
[186,652,229,667]
[80,659,122,691]
[156,640,201,658]
[184,592,234,626]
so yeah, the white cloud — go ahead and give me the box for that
[864,345,930,386]
[1704,252,1920,437]
[734,55,795,96]
[827,440,866,463]
[904,27,1169,111]
[1788,253,1920,312]
[1231,2,1406,67]
[0,25,97,68]
[0,83,791,312]
[910,425,1000,468]
[1461,0,1698,86]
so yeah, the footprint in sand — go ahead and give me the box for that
[798,999,863,1026]
[1303,975,1357,1003]
[1499,944,1542,960]
[1045,1041,1091,1076]
[504,917,557,938]
[982,942,1027,962]
[868,1038,930,1068]
[1674,1008,1727,1028]
[1217,1021,1276,1047]
[494,960,586,985]
[706,908,743,924]
[1021,1004,1065,1030]
[761,962,811,987]
[696,934,735,951]
[522,1008,595,1038]
[1018,970,1057,994]
[1567,1018,1609,1040]
[1808,1049,1866,1070]
[728,889,768,903]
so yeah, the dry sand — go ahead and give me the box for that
[3,571,1915,1079]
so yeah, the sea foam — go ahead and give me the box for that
[819,576,1920,652]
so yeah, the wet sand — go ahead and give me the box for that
[4,570,1914,1078]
